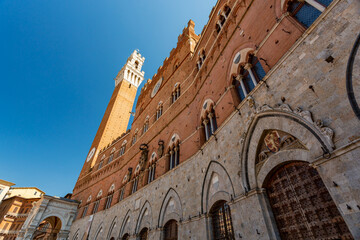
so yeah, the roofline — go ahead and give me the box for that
[0,179,15,187]
[10,187,45,194]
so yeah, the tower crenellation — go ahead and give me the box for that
[115,49,145,88]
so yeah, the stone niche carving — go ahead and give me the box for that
[139,144,149,171]
[157,140,164,158]
[256,130,307,165]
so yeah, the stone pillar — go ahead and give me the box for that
[57,230,70,240]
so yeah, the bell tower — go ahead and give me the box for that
[78,50,145,178]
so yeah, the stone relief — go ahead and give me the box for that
[139,144,149,171]
[157,140,165,158]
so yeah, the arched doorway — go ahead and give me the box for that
[164,220,178,240]
[209,200,235,240]
[139,227,148,240]
[32,216,62,240]
[265,161,353,239]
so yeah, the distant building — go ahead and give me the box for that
[69,0,359,239]
[0,180,15,205]
[0,187,44,240]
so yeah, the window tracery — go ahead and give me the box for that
[197,50,206,70]
[216,5,231,34]
[171,84,181,104]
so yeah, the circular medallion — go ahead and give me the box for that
[151,77,163,98]
[86,147,96,162]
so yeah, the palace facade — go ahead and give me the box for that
[69,0,360,239]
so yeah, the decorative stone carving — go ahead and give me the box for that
[256,130,306,164]
[139,144,149,171]
[315,119,334,147]
[257,104,273,113]
[275,103,292,112]
[157,140,164,158]
[123,168,133,184]
[294,107,313,123]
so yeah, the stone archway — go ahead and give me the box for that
[264,161,353,239]
[17,195,79,240]
[32,216,62,240]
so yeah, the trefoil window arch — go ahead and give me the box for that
[168,143,180,170]
[202,107,218,141]
[197,50,206,70]
[233,54,265,101]
[156,102,163,120]
[171,84,181,104]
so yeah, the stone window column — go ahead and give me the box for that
[176,88,180,98]
[203,119,210,140]
[245,63,258,87]
[174,146,179,166]
[237,75,248,96]
[172,92,176,103]
[305,0,325,12]
[208,112,215,134]
[169,150,174,169]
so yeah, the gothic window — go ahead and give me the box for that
[118,187,125,202]
[156,102,163,120]
[210,201,235,240]
[164,220,178,240]
[216,5,231,33]
[139,228,148,240]
[168,144,180,170]
[81,205,88,218]
[287,0,331,28]
[171,84,181,104]
[92,200,100,214]
[98,160,104,170]
[202,108,218,141]
[143,118,149,134]
[197,50,206,70]
[234,55,265,101]
[135,61,139,69]
[105,194,113,210]
[147,164,156,184]
[132,177,139,194]
[132,133,137,145]
[119,141,127,157]
[108,153,114,164]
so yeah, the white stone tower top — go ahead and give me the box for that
[115,50,145,88]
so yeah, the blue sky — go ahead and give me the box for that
[0,0,217,196]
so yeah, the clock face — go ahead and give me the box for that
[151,77,163,98]
[86,147,96,162]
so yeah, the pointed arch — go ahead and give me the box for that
[201,161,235,213]
[158,188,183,227]
[241,108,334,192]
[118,210,132,238]
[106,217,118,240]
[135,201,153,234]
[94,223,104,240]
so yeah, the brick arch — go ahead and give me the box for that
[201,161,235,213]
[158,188,183,227]
[118,210,132,238]
[106,216,118,240]
[135,201,153,234]
[241,110,333,192]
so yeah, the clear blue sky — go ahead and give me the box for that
[0,0,217,196]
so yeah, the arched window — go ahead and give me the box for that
[81,204,89,218]
[156,102,163,120]
[132,133,138,145]
[216,5,231,33]
[139,227,148,240]
[147,163,156,184]
[131,176,139,194]
[210,201,235,240]
[118,187,125,202]
[121,233,130,240]
[164,220,178,240]
[202,107,218,141]
[119,141,127,157]
[171,84,181,104]
[108,148,115,164]
[168,143,180,170]
[135,61,139,69]
[234,54,265,101]
[105,184,115,210]
[143,118,149,134]
[287,0,331,28]
[98,160,104,170]
[197,50,206,70]
[92,199,100,214]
